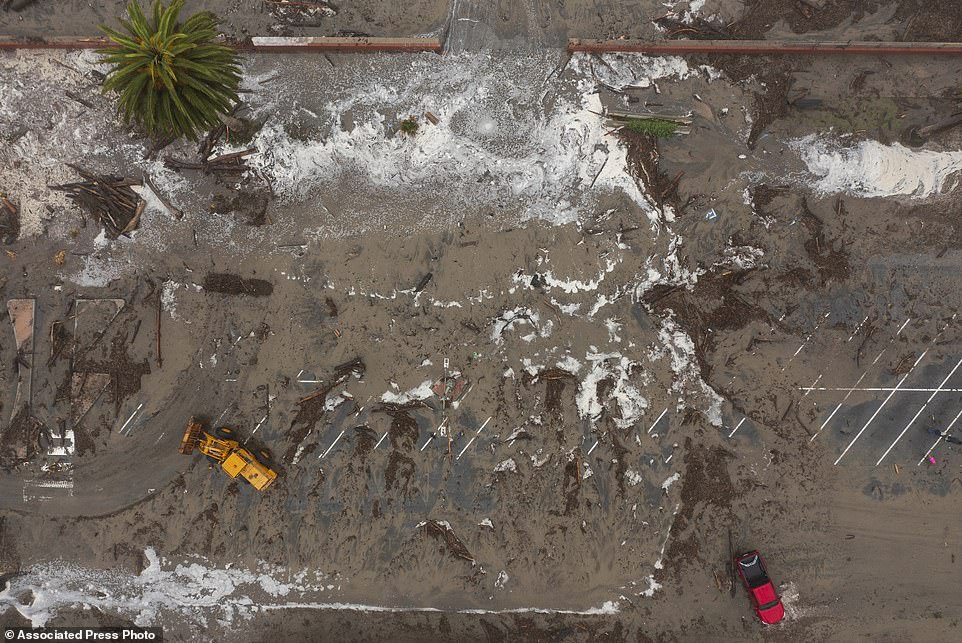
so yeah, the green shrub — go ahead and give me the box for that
[99,0,242,140]
[622,118,678,138]
[399,116,419,135]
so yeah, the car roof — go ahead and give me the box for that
[753,582,778,604]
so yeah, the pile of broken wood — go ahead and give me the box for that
[51,165,144,239]
[164,106,257,176]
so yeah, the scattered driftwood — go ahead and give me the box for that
[196,104,246,161]
[51,165,143,239]
[419,520,475,563]
[142,173,184,219]
[165,148,257,175]
[912,112,962,144]
[414,273,432,293]
[165,112,258,176]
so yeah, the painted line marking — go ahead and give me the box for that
[876,355,962,465]
[646,408,668,434]
[918,406,962,466]
[213,407,230,426]
[728,417,746,438]
[456,416,492,461]
[587,440,599,456]
[896,317,912,336]
[802,374,823,396]
[252,415,268,435]
[118,403,144,435]
[846,315,870,342]
[782,311,830,372]
[374,431,389,450]
[421,419,448,452]
[834,350,928,465]
[810,317,910,442]
[320,430,346,459]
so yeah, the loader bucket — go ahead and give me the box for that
[179,417,204,455]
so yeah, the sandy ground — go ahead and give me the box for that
[2,1,962,642]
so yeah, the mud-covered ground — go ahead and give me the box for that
[4,0,962,45]
[2,1,962,642]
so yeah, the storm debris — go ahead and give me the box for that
[51,166,144,239]
[202,273,274,297]
[417,520,475,563]
[165,148,257,176]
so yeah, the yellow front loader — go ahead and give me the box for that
[179,417,277,491]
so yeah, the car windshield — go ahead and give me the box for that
[760,599,780,611]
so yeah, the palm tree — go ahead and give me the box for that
[99,0,242,140]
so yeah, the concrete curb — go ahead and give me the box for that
[0,35,442,53]
[567,38,962,56]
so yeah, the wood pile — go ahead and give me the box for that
[51,165,144,239]
[164,147,257,175]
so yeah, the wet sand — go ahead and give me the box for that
[2,1,962,641]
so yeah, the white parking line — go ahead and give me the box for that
[918,407,962,465]
[646,408,668,434]
[252,415,268,435]
[896,317,913,336]
[213,407,230,426]
[876,355,962,465]
[586,440,599,455]
[834,351,928,465]
[456,416,492,461]
[420,419,448,452]
[118,403,144,435]
[802,387,962,392]
[374,431,389,450]
[728,418,746,438]
[782,311,830,372]
[802,374,823,396]
[320,430,346,459]
[810,318,910,442]
[846,315,870,342]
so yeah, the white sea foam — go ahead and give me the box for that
[794,135,962,198]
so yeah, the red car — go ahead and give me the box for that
[734,550,785,624]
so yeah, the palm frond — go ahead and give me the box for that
[98,0,241,140]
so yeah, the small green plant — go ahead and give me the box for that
[399,116,419,135]
[98,0,242,140]
[623,118,678,138]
